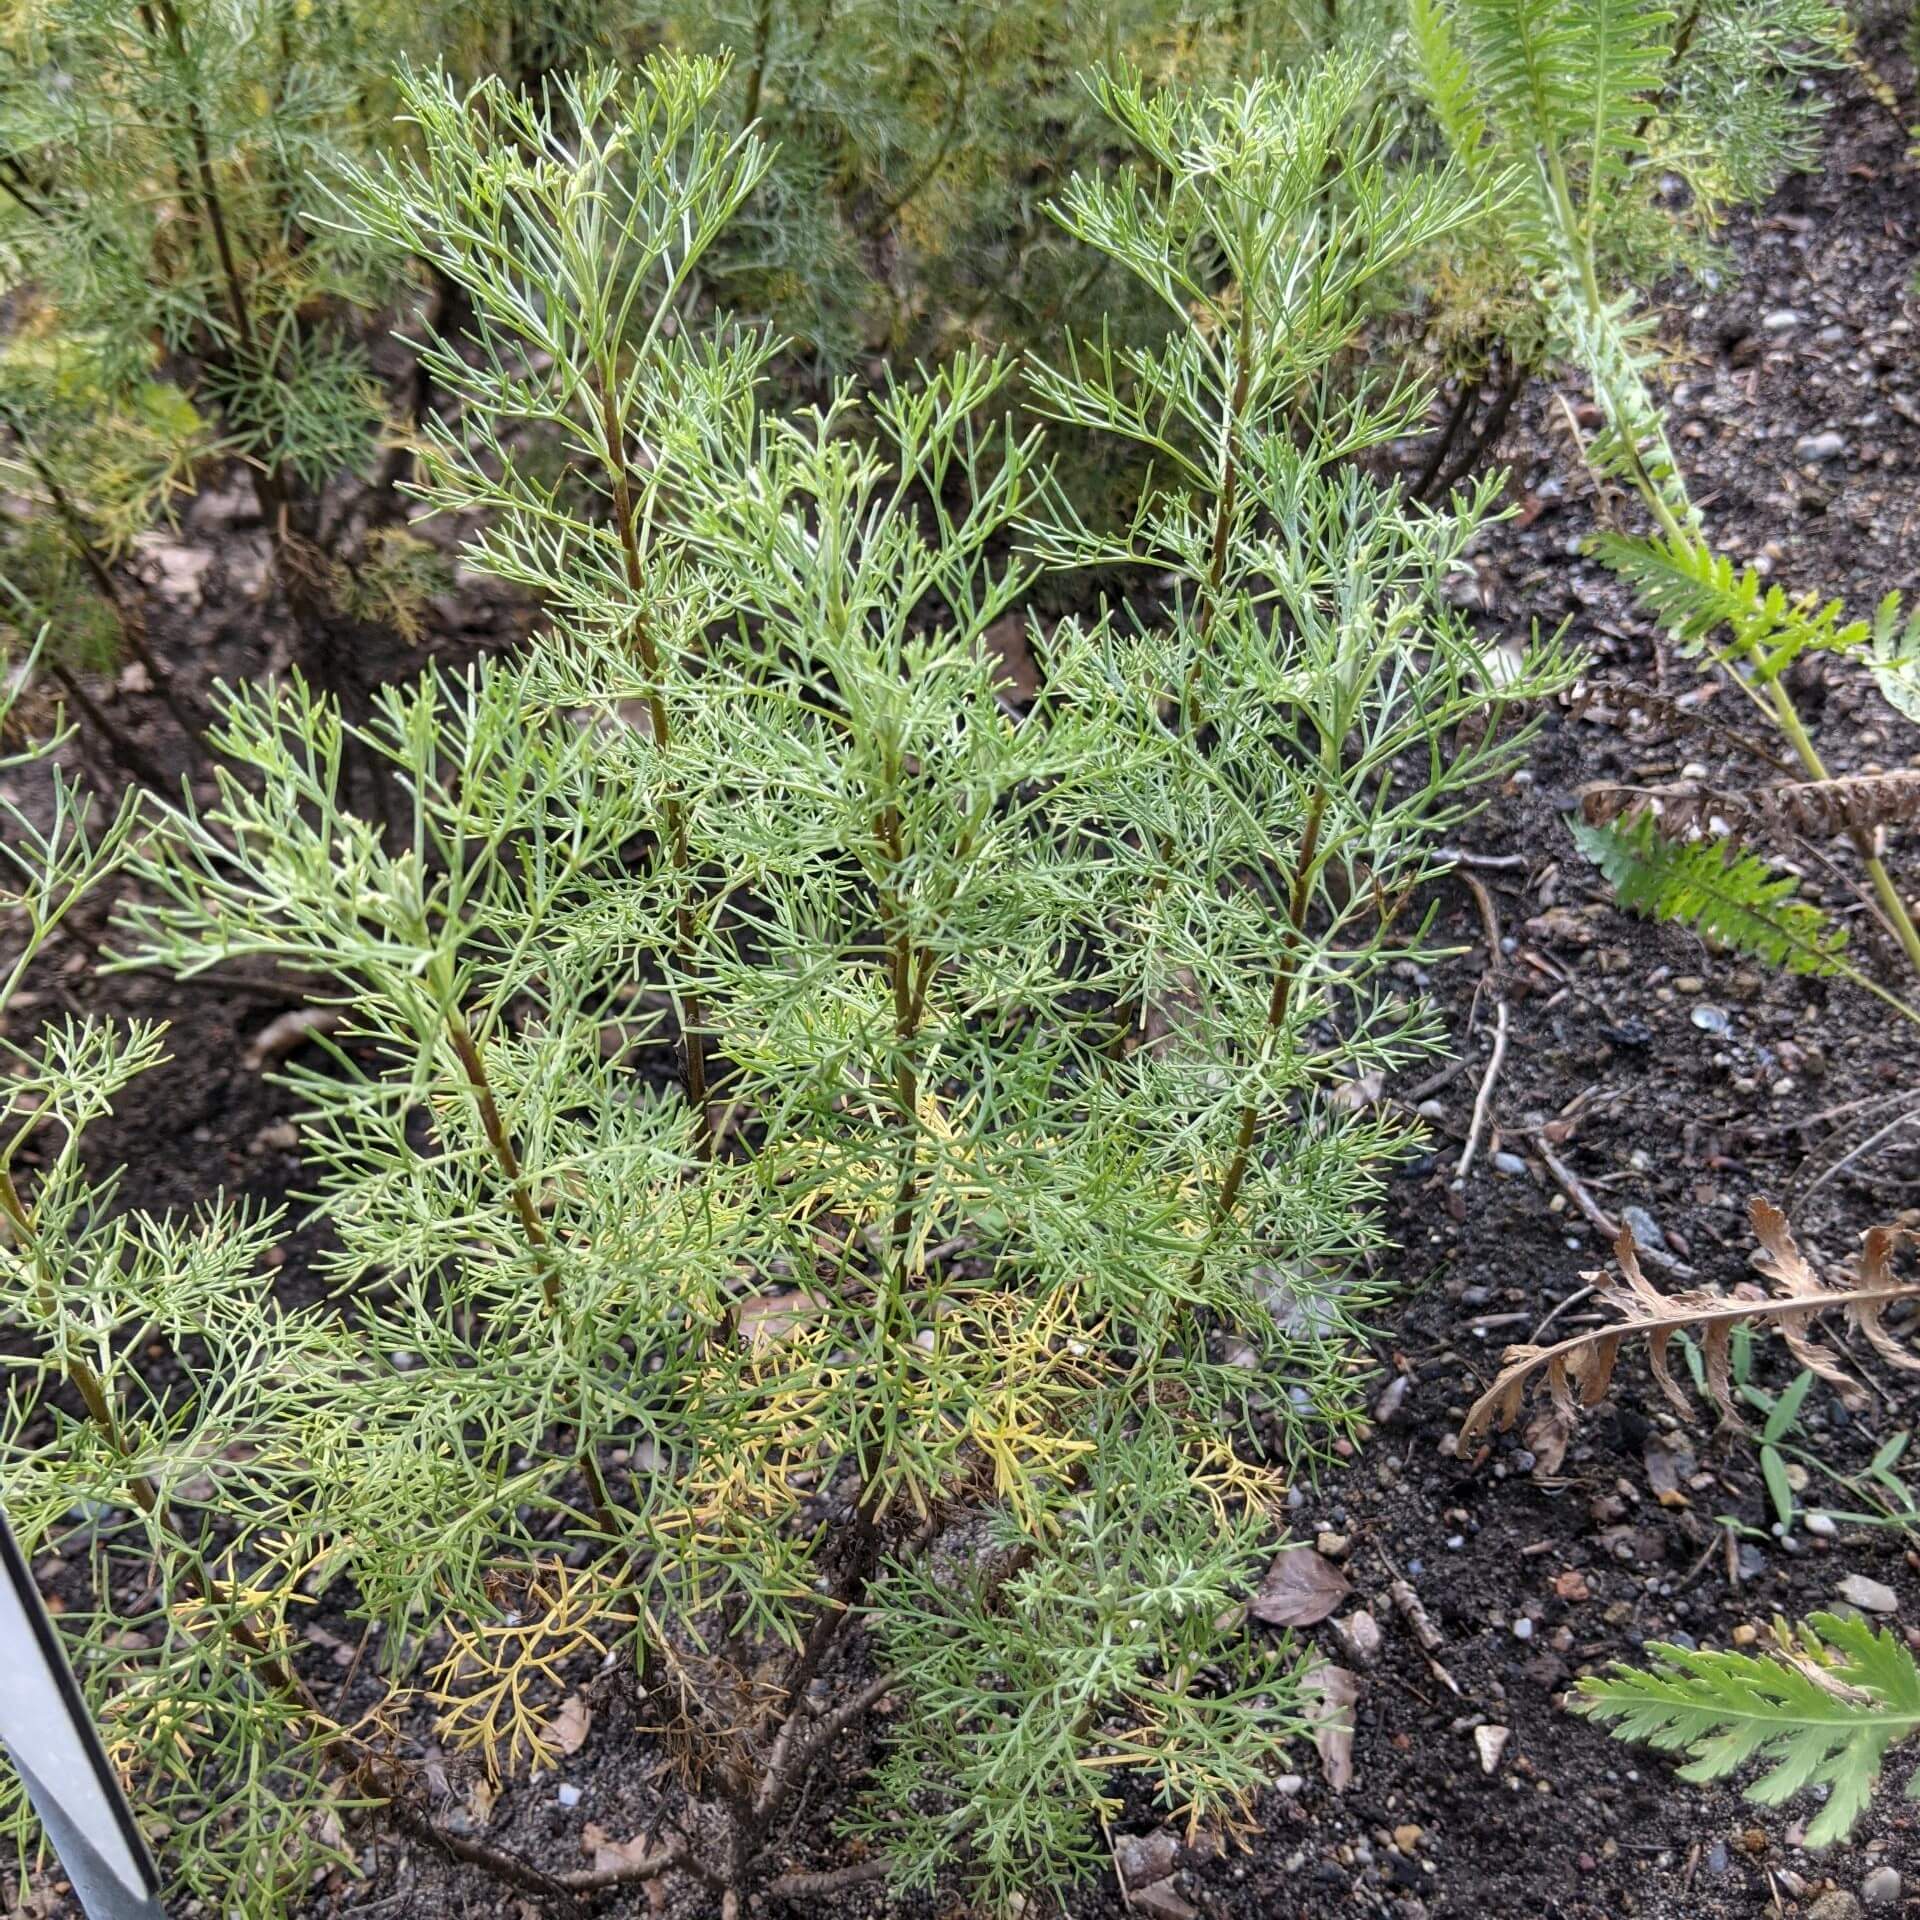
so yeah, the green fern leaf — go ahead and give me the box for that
[1578,0,1678,203]
[1570,813,1849,975]
[1868,590,1920,725]
[1408,0,1496,189]
[1593,529,1870,682]
[1577,1612,1920,1846]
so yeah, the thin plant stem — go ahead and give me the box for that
[1411,363,1481,501]
[1194,783,1328,1275]
[741,0,775,131]
[0,411,196,734]
[593,368,712,1148]
[442,997,618,1533]
[1764,678,1920,978]
[1624,394,1920,979]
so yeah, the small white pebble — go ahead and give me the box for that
[556,1783,582,1809]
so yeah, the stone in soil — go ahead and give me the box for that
[1837,1574,1899,1614]
[1114,1829,1179,1890]
[1861,1866,1902,1909]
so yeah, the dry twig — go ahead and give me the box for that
[1532,1135,1696,1279]
[1453,871,1510,1184]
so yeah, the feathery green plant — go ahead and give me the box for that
[1411,0,1920,983]
[1405,0,1851,497]
[858,1409,1309,1906]
[5,52,1573,1917]
[1570,811,1861,975]
[0,0,448,714]
[1580,1613,1920,1847]
[318,54,773,1134]
[0,654,345,1915]
[1025,53,1574,1147]
[650,0,1380,363]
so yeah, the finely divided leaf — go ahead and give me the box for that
[1571,813,1850,976]
[1577,1611,1920,1846]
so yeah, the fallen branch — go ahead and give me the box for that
[1434,846,1532,872]
[1454,871,1510,1185]
[555,1835,689,1893]
[379,1788,584,1904]
[765,1858,895,1900]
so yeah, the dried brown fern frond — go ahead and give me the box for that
[1461,1198,1920,1441]
[1569,679,1795,773]
[1581,770,1920,848]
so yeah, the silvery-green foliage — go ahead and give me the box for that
[0,0,404,470]
[0,660,340,1914]
[13,52,1575,1916]
[859,1408,1307,1907]
[1025,58,1573,1297]
[649,0,1405,361]
[321,56,775,633]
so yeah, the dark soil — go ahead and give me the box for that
[7,35,1920,1920]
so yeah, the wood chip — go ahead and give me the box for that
[582,1822,658,1874]
[1389,1577,1444,1653]
[544,1691,592,1757]
[242,1005,345,1071]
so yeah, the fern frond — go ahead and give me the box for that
[1581,771,1920,848]
[1414,0,1673,244]
[1577,1612,1920,1846]
[1570,812,1850,975]
[1594,529,1870,682]
[1550,291,1693,520]
[1407,0,1496,187]
[1462,1197,1920,1439]
[1868,591,1920,725]
[1577,0,1678,204]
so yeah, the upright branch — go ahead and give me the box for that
[443,1011,552,1282]
[591,365,711,1136]
[1030,58,1573,1318]
[1204,786,1327,1243]
[325,61,772,1143]
[142,0,258,368]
